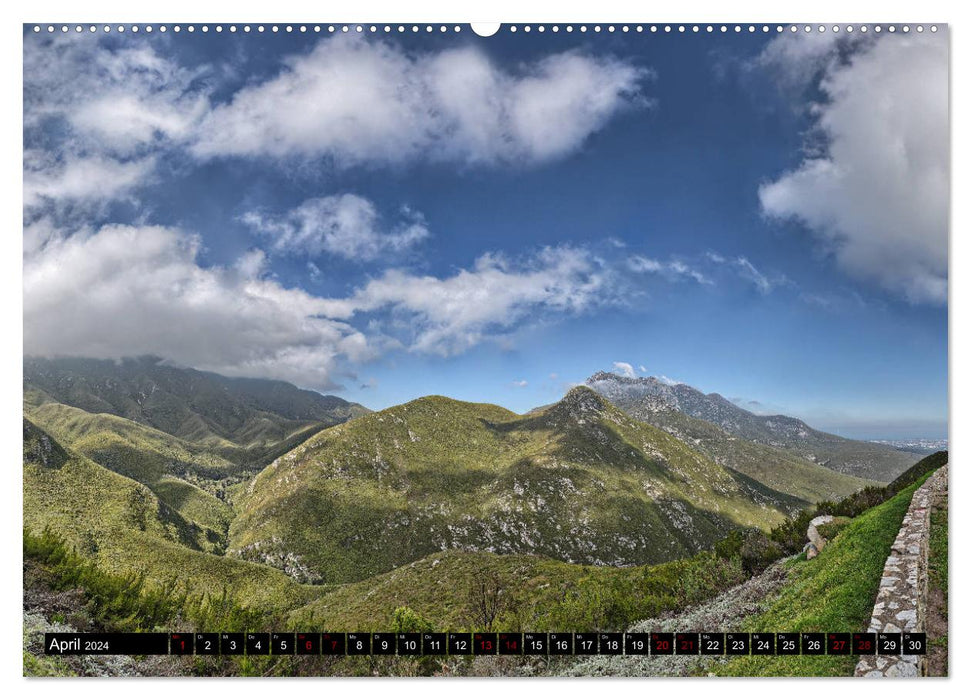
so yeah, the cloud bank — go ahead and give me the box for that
[758,33,948,305]
[23,225,371,389]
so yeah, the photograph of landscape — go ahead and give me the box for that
[22,22,948,678]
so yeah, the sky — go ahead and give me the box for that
[22,24,949,439]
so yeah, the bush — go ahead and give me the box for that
[816,517,851,541]
[390,606,433,633]
[24,527,267,633]
[739,530,784,576]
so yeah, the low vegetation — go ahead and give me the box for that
[710,456,944,676]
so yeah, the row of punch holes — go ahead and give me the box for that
[31,24,941,35]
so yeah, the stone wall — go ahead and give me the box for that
[855,464,948,678]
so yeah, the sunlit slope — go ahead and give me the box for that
[231,387,800,585]
[23,419,318,611]
[26,401,236,537]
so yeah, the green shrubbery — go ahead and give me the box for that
[25,527,266,633]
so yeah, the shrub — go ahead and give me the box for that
[390,606,433,633]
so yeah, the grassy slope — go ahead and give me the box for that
[23,420,319,611]
[711,471,934,676]
[27,401,236,536]
[289,549,746,632]
[231,387,796,585]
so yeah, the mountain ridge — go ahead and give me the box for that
[584,371,917,483]
[228,385,802,585]
[24,356,369,464]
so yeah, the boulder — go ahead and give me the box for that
[807,514,834,552]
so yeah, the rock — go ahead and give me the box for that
[807,515,834,552]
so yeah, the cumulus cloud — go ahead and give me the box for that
[612,361,636,378]
[23,225,370,389]
[318,246,615,356]
[193,36,647,166]
[758,33,948,304]
[241,194,429,262]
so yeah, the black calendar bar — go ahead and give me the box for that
[44,633,168,655]
[44,631,929,656]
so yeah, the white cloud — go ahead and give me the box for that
[318,246,614,356]
[23,37,210,214]
[24,38,209,155]
[511,379,529,388]
[23,154,155,210]
[23,225,370,390]
[612,361,636,378]
[733,256,774,295]
[706,252,783,294]
[628,255,711,284]
[193,36,646,166]
[241,194,429,262]
[758,34,948,304]
[753,31,852,96]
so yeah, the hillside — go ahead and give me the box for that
[289,548,746,632]
[561,451,947,677]
[24,356,369,465]
[229,386,802,585]
[585,372,917,483]
[23,419,319,611]
[25,401,237,538]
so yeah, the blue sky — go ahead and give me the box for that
[22,26,949,439]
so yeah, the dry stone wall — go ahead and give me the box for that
[855,464,948,678]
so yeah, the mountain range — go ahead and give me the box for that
[22,357,918,607]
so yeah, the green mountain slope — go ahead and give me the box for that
[25,401,237,538]
[585,372,917,483]
[23,419,319,611]
[24,355,369,465]
[230,387,801,585]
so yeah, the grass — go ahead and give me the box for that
[927,498,947,670]
[929,502,947,601]
[711,470,935,676]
